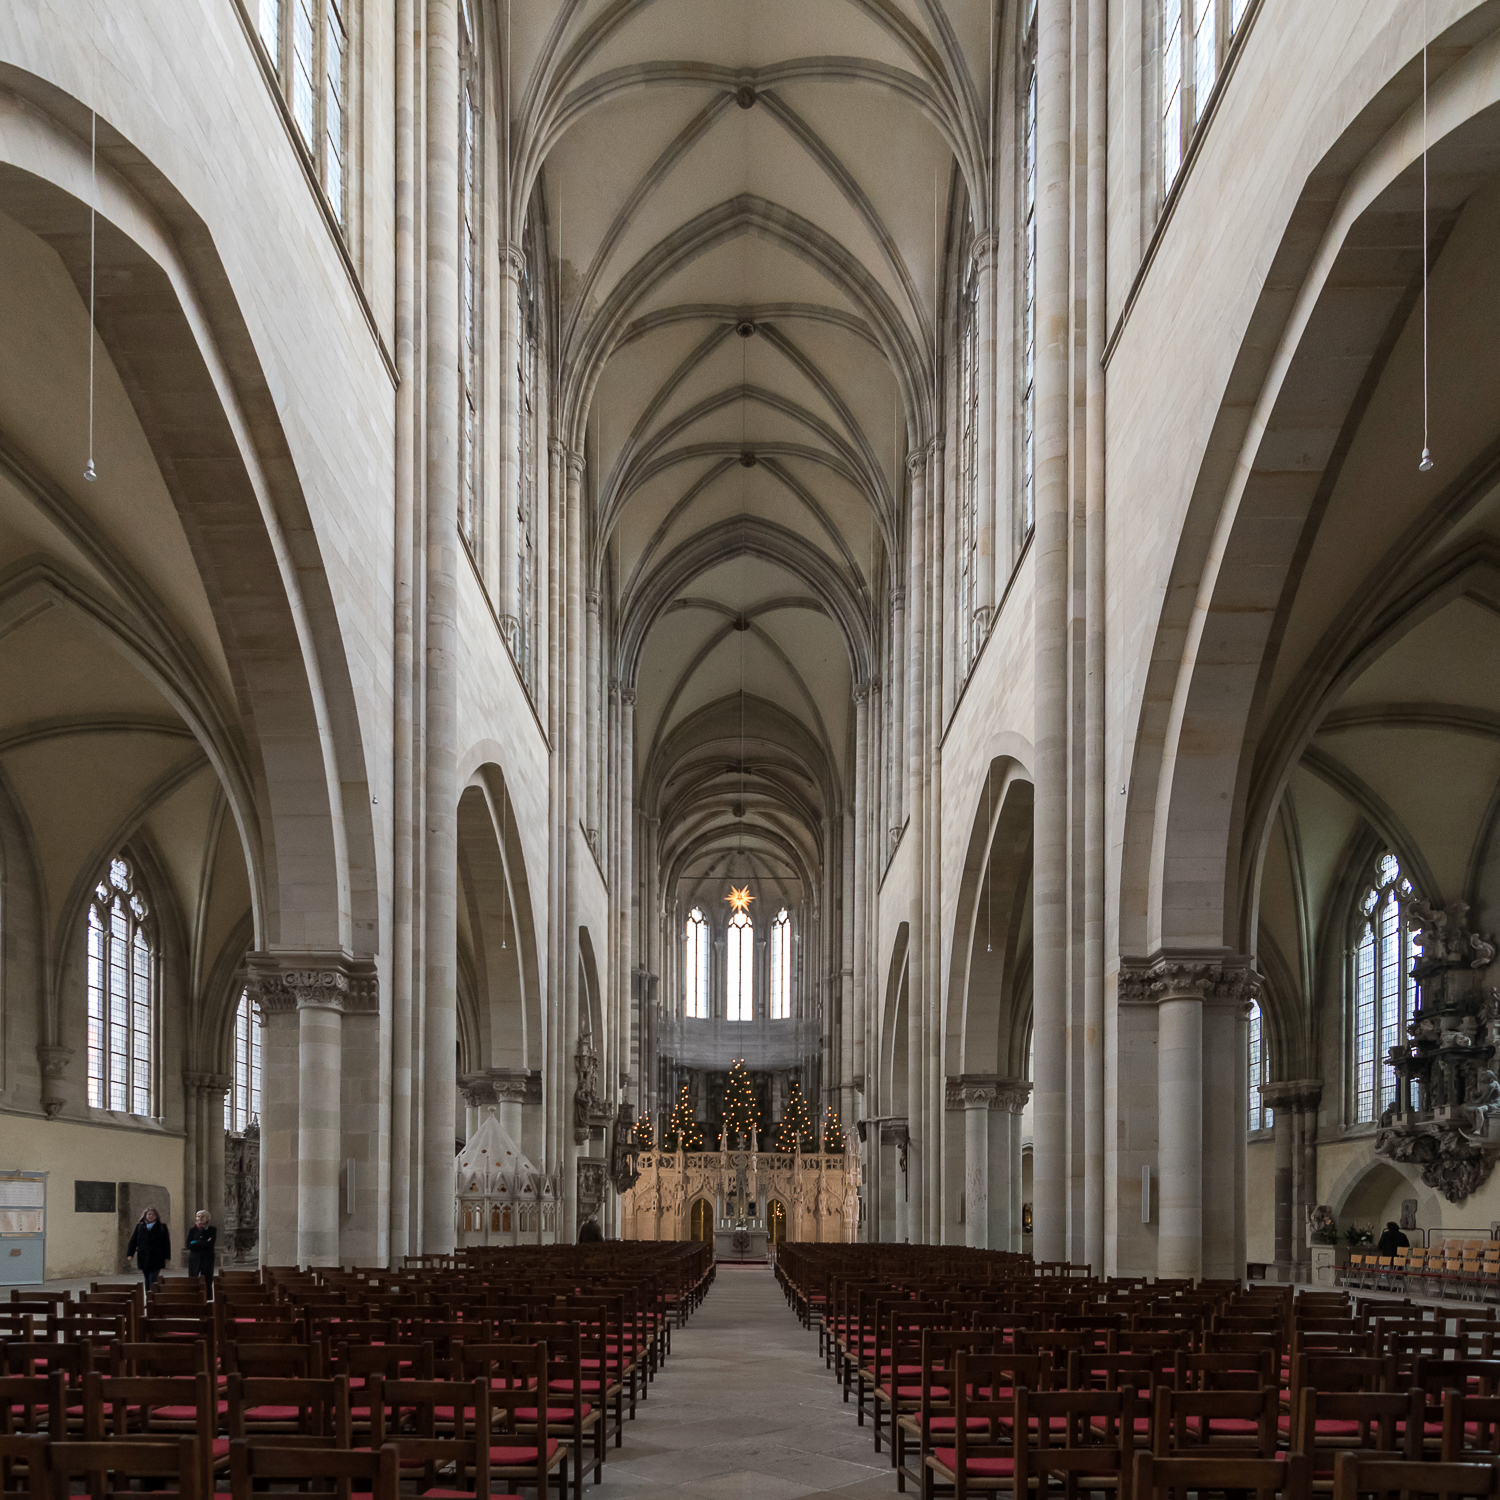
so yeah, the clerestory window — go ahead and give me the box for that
[726,909,754,1022]
[769,908,792,1021]
[685,907,710,1019]
[252,0,348,228]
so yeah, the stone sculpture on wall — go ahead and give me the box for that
[1374,898,1499,1202]
[573,1035,612,1144]
[224,1121,260,1263]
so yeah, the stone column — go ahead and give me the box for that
[619,689,636,1097]
[1003,1086,1029,1253]
[184,1073,232,1227]
[423,0,461,1258]
[492,1070,529,1143]
[973,233,998,635]
[389,0,420,1271]
[960,1083,996,1248]
[497,245,524,644]
[904,452,927,1236]
[562,451,585,1241]
[1261,1079,1320,1278]
[1120,954,1260,1281]
[585,590,601,851]
[889,587,905,837]
[851,681,871,1104]
[1031,0,1072,1266]
[246,957,379,1268]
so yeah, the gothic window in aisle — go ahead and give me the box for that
[1247,1000,1270,1132]
[86,857,154,1116]
[685,907,710,1019]
[1162,0,1254,201]
[1351,853,1415,1123]
[769,907,792,1020]
[726,908,754,1021]
[225,989,263,1133]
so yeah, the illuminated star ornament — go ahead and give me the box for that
[726,885,755,913]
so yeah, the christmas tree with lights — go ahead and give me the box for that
[722,1058,761,1147]
[634,1113,654,1150]
[775,1080,816,1152]
[662,1085,701,1152]
[822,1105,846,1153]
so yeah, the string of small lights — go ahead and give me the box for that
[722,1057,761,1146]
[822,1106,846,1154]
[663,1084,701,1152]
[775,1079,815,1152]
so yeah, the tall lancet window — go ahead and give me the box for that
[1247,1000,1269,1132]
[726,909,754,1022]
[769,908,792,1020]
[458,0,481,550]
[225,989,264,1133]
[86,857,154,1116]
[516,254,538,693]
[684,907,710,1019]
[1352,853,1415,1124]
[1162,0,1184,190]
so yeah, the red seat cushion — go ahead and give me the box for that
[515,1405,594,1422]
[489,1441,560,1466]
[243,1405,304,1421]
[926,1416,995,1434]
[932,1449,1014,1477]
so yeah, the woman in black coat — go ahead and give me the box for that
[125,1206,171,1290]
[186,1210,217,1300]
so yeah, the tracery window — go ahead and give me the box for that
[685,907,710,1020]
[1020,24,1038,544]
[251,0,347,228]
[956,262,980,677]
[726,909,754,1022]
[1247,1000,1270,1132]
[458,0,481,550]
[1351,853,1415,1124]
[86,857,154,1116]
[769,908,792,1021]
[225,988,263,1133]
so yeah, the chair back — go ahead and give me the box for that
[226,1439,398,1500]
[1135,1449,1309,1500]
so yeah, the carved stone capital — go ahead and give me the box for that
[968,231,999,270]
[994,1079,1032,1114]
[905,450,926,477]
[1117,950,1262,1008]
[619,687,637,708]
[852,681,872,704]
[585,590,600,614]
[500,241,527,278]
[1260,1079,1322,1115]
[565,449,586,479]
[890,589,906,609]
[37,1044,72,1118]
[243,952,379,1019]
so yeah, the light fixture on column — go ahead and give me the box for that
[84,109,98,483]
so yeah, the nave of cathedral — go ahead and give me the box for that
[3,0,1500,1294]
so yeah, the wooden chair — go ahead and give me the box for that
[1151,1386,1279,1457]
[1440,1391,1500,1462]
[81,1372,224,1498]
[1135,1450,1310,1500]
[226,1439,398,1500]
[458,1342,568,1500]
[0,1374,64,1437]
[0,1432,49,1498]
[224,1374,351,1443]
[1331,1453,1500,1500]
[368,1377,493,1498]
[504,1322,604,1500]
[922,1351,1025,1500]
[49,1437,202,1500]
[1013,1388,1134,1500]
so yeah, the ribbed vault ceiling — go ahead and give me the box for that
[511,0,995,896]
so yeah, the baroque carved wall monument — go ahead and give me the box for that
[1374,899,1499,1202]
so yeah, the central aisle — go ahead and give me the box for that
[592,1264,893,1499]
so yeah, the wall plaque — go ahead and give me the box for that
[75,1180,116,1214]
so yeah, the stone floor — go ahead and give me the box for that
[589,1263,897,1500]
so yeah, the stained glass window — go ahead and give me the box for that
[86,857,153,1116]
[1192,0,1217,124]
[258,0,282,66]
[1352,853,1414,1123]
[1247,1000,1271,1131]
[1162,0,1183,190]
[459,0,481,550]
[324,0,346,224]
[957,263,979,675]
[1021,37,1038,542]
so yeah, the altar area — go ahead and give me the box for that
[618,1146,860,1244]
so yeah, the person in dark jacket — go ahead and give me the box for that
[186,1209,217,1300]
[126,1206,171,1290]
[1376,1221,1410,1256]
